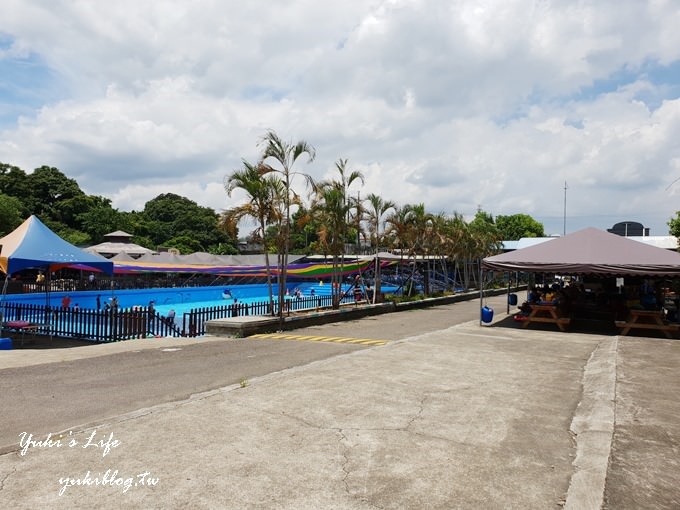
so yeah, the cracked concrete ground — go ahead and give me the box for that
[1,297,679,509]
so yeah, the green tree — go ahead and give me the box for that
[57,228,90,247]
[385,205,412,260]
[164,235,205,254]
[471,208,495,227]
[258,130,316,319]
[0,163,30,215]
[222,161,282,312]
[24,166,84,223]
[495,213,545,240]
[78,197,125,243]
[289,206,318,254]
[310,182,349,308]
[365,193,395,302]
[0,193,24,236]
[668,212,680,242]
[403,204,434,295]
[310,159,364,307]
[142,193,237,253]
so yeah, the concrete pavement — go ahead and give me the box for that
[1,295,679,509]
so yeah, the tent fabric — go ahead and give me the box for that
[0,216,114,275]
[84,241,157,257]
[482,227,680,276]
[112,258,375,277]
[134,253,305,266]
[110,251,137,262]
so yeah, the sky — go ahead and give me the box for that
[1,0,680,237]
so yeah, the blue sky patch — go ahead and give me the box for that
[573,59,680,110]
[0,34,65,128]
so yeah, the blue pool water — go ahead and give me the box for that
[151,282,364,318]
[2,281,398,319]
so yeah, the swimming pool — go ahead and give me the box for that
[2,281,399,318]
[150,282,369,319]
[0,281,401,340]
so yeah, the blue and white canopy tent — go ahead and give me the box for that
[0,215,114,337]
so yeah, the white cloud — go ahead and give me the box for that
[1,0,680,237]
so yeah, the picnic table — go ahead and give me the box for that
[1,321,51,347]
[521,303,571,332]
[615,309,680,338]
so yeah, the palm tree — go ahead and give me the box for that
[440,212,469,291]
[385,205,413,292]
[310,182,347,307]
[258,130,316,320]
[319,158,364,293]
[222,161,282,313]
[365,193,395,303]
[402,203,434,295]
[467,215,503,288]
[310,159,364,308]
[425,211,450,293]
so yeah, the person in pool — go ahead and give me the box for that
[222,288,233,299]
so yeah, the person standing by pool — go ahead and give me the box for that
[96,295,101,310]
[147,300,156,325]
[353,284,363,304]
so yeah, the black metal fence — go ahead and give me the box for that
[0,302,183,342]
[180,293,359,336]
[0,293,357,342]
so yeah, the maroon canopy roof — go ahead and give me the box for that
[482,227,680,276]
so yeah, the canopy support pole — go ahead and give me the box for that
[479,264,484,326]
[506,272,511,315]
[0,274,9,338]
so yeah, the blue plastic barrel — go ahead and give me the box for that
[508,294,518,306]
[0,338,13,350]
[481,306,494,323]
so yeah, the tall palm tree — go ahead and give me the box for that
[310,182,347,308]
[425,211,449,293]
[258,130,316,320]
[222,161,282,313]
[440,212,469,291]
[333,158,365,245]
[309,160,364,308]
[385,205,413,292]
[318,158,365,292]
[366,193,395,303]
[467,216,503,288]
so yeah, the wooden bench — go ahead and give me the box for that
[615,309,680,339]
[521,303,571,332]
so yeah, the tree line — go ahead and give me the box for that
[1,137,548,281]
[0,163,237,254]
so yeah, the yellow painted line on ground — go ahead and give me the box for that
[247,333,388,346]
[360,340,388,346]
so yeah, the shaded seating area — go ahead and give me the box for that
[483,228,680,335]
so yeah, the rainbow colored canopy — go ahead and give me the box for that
[0,216,114,275]
[112,258,386,278]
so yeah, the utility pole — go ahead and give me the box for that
[357,190,361,251]
[563,181,568,236]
